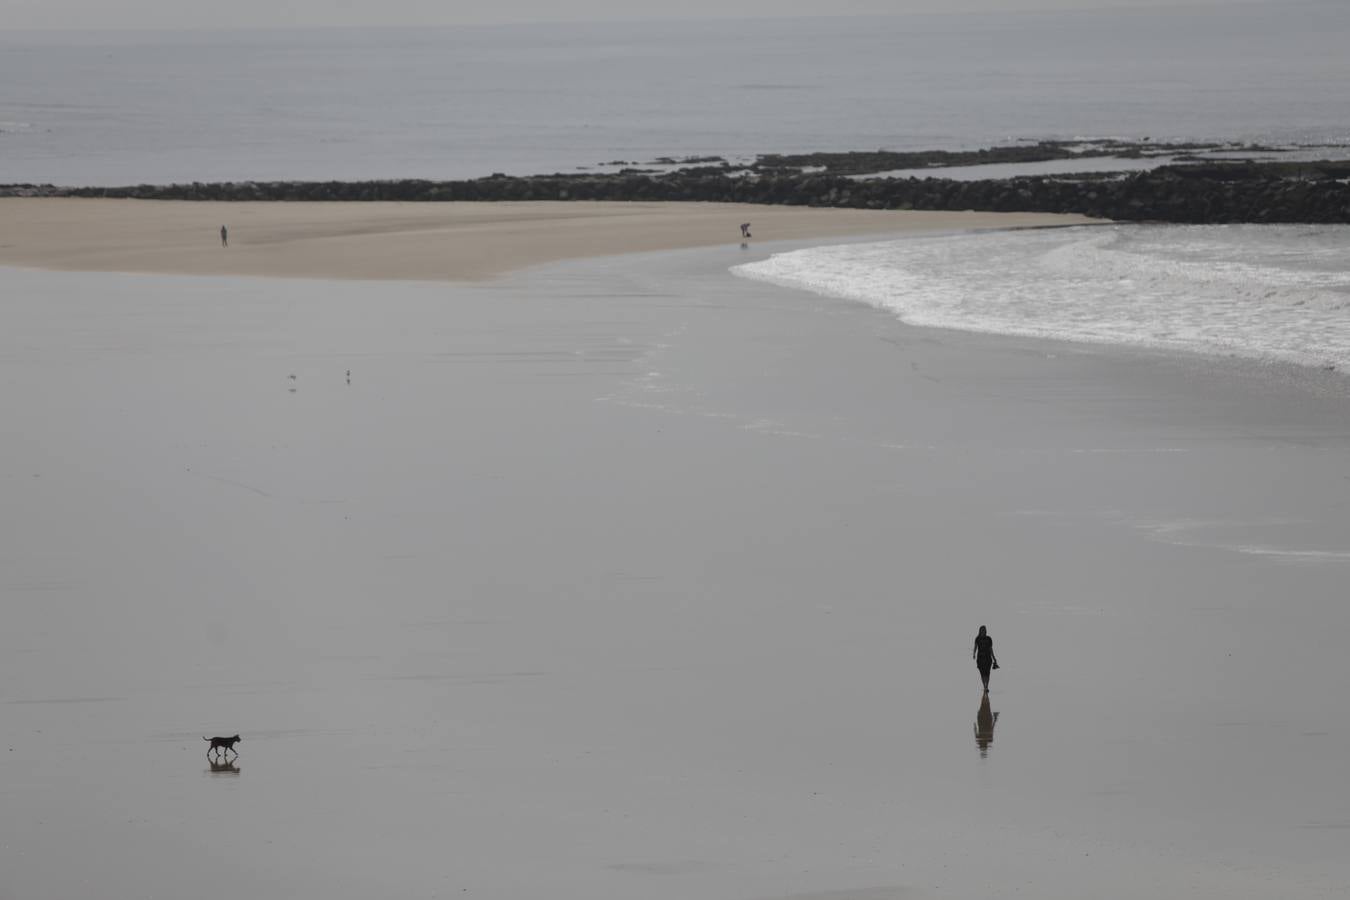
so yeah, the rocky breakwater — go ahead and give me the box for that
[6,160,1350,224]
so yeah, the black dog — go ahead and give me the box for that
[204,734,241,758]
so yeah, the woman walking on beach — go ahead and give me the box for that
[973,625,998,691]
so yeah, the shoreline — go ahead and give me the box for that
[5,243,1349,900]
[0,198,1099,281]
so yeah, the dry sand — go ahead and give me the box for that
[0,197,1098,280]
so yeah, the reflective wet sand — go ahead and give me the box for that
[975,693,999,759]
[2,239,1349,899]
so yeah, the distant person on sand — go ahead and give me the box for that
[973,625,999,691]
[740,222,751,239]
[220,224,228,247]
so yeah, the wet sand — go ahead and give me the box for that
[0,197,1097,280]
[1,236,1349,900]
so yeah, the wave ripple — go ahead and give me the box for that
[733,224,1350,370]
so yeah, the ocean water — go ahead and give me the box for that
[733,224,1350,371]
[2,1,1349,186]
[3,3,1350,372]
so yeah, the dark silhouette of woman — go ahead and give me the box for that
[974,692,999,758]
[973,625,998,691]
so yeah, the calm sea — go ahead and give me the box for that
[2,1,1349,186]
[4,2,1350,372]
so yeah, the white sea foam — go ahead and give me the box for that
[732,224,1350,370]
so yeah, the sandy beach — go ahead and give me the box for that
[0,198,1098,280]
[6,6,1348,896]
[2,210,1349,900]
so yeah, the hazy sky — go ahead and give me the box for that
[7,0,1265,31]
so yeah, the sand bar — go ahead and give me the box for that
[0,198,1099,280]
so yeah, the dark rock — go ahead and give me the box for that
[5,149,1350,223]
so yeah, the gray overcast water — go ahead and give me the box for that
[2,3,1348,185]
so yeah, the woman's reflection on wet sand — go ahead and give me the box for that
[975,692,999,758]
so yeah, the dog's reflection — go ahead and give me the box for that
[206,759,241,776]
[975,692,1000,759]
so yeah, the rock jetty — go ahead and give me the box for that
[5,146,1350,225]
